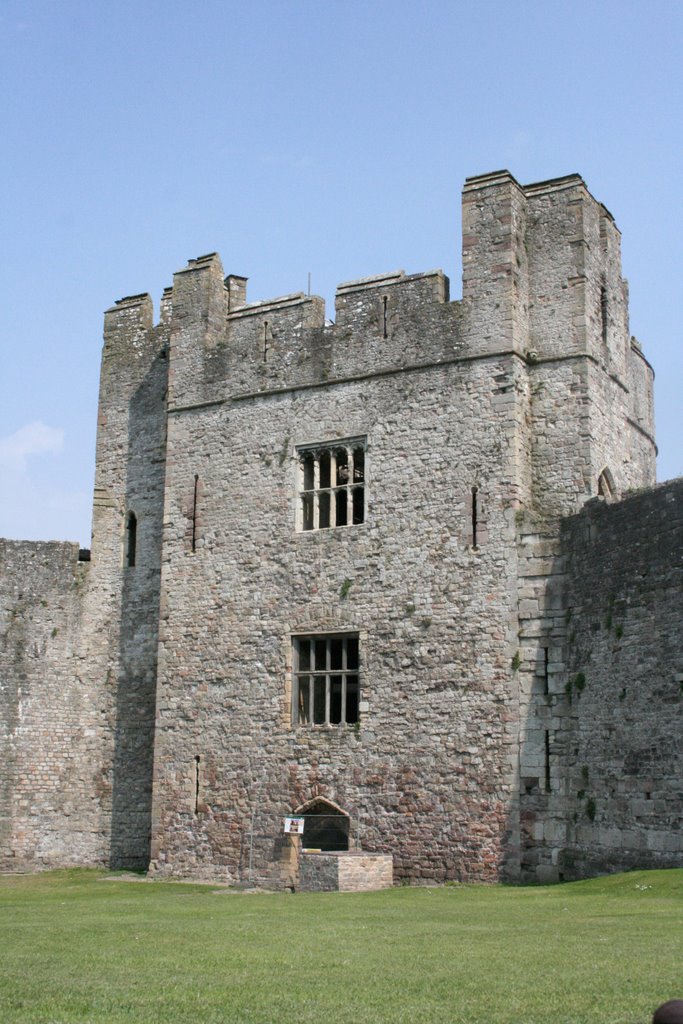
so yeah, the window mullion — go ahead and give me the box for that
[313,455,320,530]
[341,675,347,724]
[346,446,354,525]
[325,639,331,724]
[330,451,337,528]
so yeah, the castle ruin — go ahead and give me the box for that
[1,169,682,885]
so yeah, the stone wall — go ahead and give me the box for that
[0,541,110,868]
[147,172,658,886]
[0,169,674,886]
[151,352,526,884]
[517,480,683,881]
[299,852,393,892]
[0,288,168,873]
[94,293,169,870]
[558,481,683,878]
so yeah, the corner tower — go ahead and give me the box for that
[461,171,656,519]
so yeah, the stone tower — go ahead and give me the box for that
[1,171,680,885]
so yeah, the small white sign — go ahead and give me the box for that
[284,816,305,835]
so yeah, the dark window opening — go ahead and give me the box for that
[319,450,331,489]
[298,801,350,852]
[544,730,551,793]
[302,451,315,491]
[334,447,348,485]
[293,634,360,726]
[194,755,201,814]
[125,512,137,567]
[543,647,549,697]
[302,492,314,531]
[319,491,331,529]
[298,439,366,531]
[191,474,199,552]
[382,295,388,338]
[335,487,348,527]
[600,286,608,346]
[471,486,478,548]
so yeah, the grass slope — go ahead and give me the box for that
[1,869,682,1023]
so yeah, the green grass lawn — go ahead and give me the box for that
[1,869,682,1024]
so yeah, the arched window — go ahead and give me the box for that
[597,468,617,501]
[125,511,137,567]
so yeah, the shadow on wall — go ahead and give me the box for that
[110,352,167,870]
[516,483,683,883]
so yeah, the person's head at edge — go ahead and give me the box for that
[653,1000,683,1024]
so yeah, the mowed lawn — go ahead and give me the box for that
[1,869,682,1024]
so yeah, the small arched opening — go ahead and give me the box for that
[597,468,617,502]
[294,797,350,851]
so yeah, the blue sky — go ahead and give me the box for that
[1,0,681,545]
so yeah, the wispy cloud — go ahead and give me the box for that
[0,420,64,473]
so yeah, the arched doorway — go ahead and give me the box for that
[294,797,350,851]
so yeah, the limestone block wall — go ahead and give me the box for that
[0,542,110,868]
[299,852,393,892]
[338,852,393,891]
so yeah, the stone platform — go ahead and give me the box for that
[299,851,393,892]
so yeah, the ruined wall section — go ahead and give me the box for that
[523,177,656,519]
[0,542,105,868]
[515,177,658,880]
[515,518,570,883]
[556,481,683,877]
[461,171,529,360]
[572,194,655,496]
[90,293,169,869]
[461,174,533,521]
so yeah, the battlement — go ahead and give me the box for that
[228,291,312,319]
[97,171,654,514]
[464,169,616,223]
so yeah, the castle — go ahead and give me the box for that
[1,170,682,886]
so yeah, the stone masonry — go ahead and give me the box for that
[0,170,680,885]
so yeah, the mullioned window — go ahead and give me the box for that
[292,634,360,726]
[297,438,366,532]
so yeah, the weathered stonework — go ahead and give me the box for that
[299,852,393,892]
[0,170,679,885]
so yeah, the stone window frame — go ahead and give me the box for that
[291,632,360,727]
[296,437,366,532]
